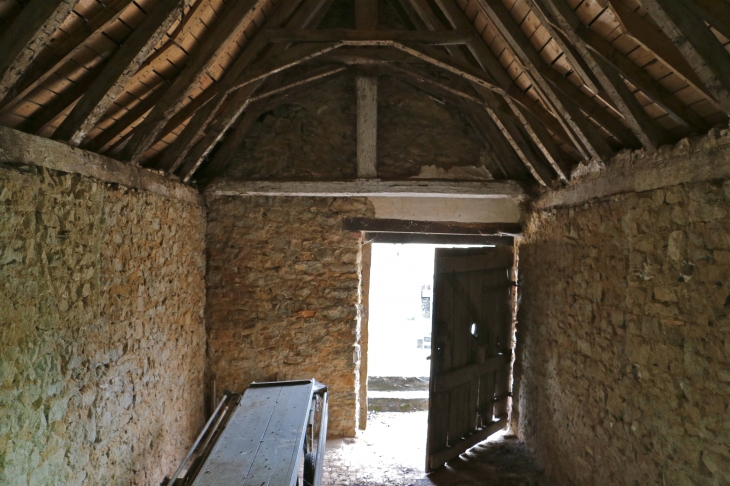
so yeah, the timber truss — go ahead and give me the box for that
[0,0,728,190]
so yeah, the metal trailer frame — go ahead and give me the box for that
[166,379,328,486]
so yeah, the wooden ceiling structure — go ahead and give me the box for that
[0,0,728,191]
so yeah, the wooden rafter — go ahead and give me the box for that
[471,0,619,161]
[551,25,712,133]
[52,0,185,146]
[0,0,135,113]
[640,0,730,115]
[608,0,713,105]
[537,0,674,151]
[413,0,561,183]
[0,0,81,102]
[117,0,273,163]
[431,0,583,166]
[171,0,336,180]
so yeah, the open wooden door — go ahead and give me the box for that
[426,246,515,471]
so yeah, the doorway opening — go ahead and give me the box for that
[323,241,538,484]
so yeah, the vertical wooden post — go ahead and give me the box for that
[356,0,378,179]
[356,77,378,178]
[358,240,372,429]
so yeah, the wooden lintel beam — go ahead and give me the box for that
[264,28,473,45]
[0,0,134,112]
[53,0,184,146]
[356,75,378,178]
[539,0,674,151]
[205,179,526,199]
[640,0,730,115]
[0,0,80,102]
[365,232,514,246]
[344,218,522,235]
[115,0,271,162]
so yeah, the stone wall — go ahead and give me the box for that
[516,179,730,485]
[0,166,207,485]
[206,196,373,437]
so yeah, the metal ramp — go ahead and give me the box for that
[167,379,328,486]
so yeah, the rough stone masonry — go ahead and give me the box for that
[206,195,374,437]
[517,178,730,485]
[0,166,207,485]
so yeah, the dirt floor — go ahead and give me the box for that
[323,411,544,485]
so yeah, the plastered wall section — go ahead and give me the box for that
[0,167,207,486]
[516,180,730,485]
[206,196,373,437]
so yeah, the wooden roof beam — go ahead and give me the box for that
[263,28,474,45]
[52,0,184,146]
[608,0,715,106]
[363,64,517,179]
[691,0,730,42]
[202,69,347,178]
[205,179,526,199]
[0,0,80,102]
[537,0,675,151]
[640,0,730,116]
[472,0,618,161]
[171,0,334,180]
[407,0,562,183]
[168,42,338,176]
[132,0,315,167]
[249,65,346,102]
[558,25,713,133]
[0,0,134,113]
[433,0,582,160]
[117,0,274,163]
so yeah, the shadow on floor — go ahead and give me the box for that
[323,412,544,486]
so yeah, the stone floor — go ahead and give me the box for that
[322,412,544,486]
